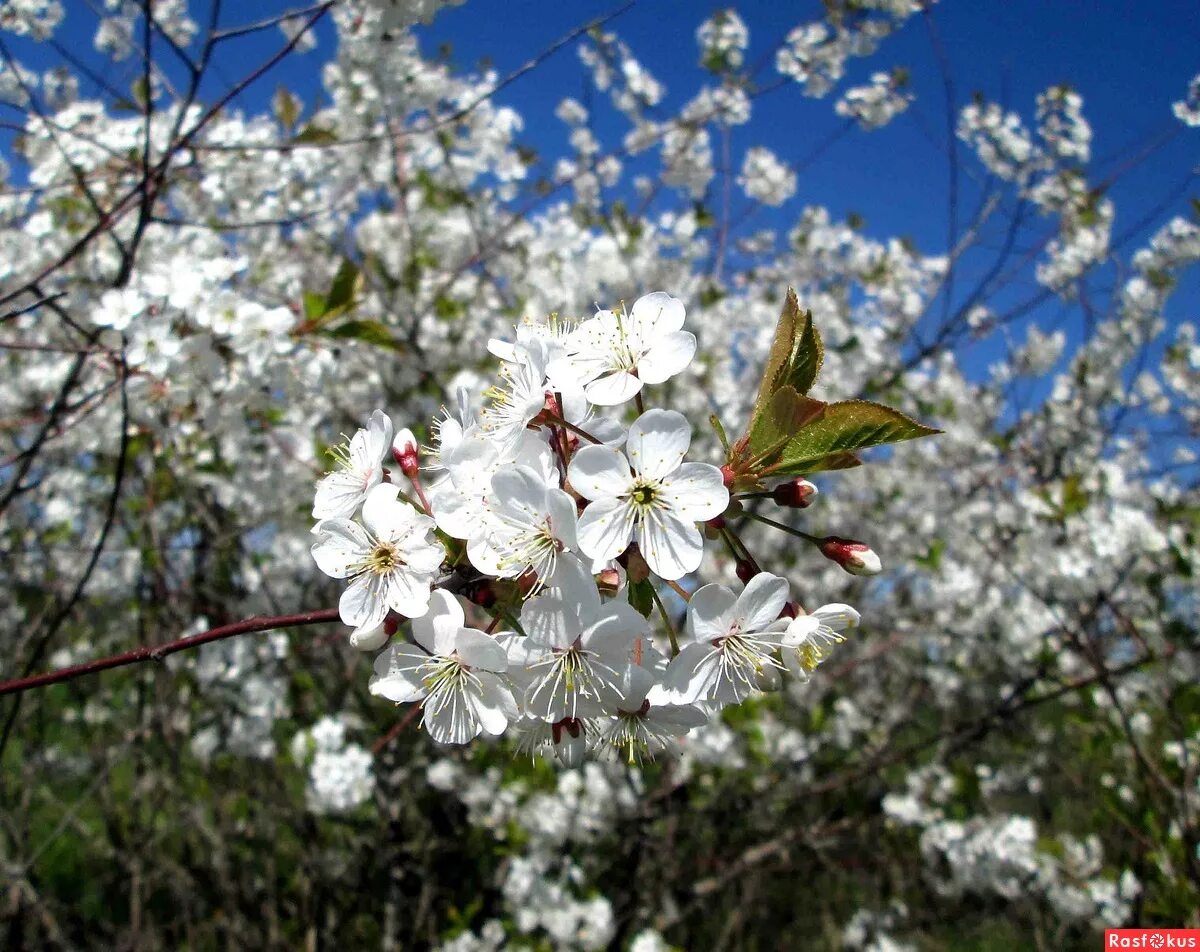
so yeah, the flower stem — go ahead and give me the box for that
[649,584,680,656]
[743,510,821,544]
[543,412,601,445]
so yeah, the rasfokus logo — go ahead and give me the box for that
[1106,930,1200,949]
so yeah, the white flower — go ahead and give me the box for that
[507,555,647,720]
[570,409,727,580]
[313,409,393,519]
[369,590,516,745]
[782,603,859,681]
[549,291,696,406]
[311,483,444,633]
[428,429,555,540]
[663,573,792,705]
[597,663,707,763]
[481,346,550,451]
[467,464,579,585]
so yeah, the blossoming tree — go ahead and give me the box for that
[0,0,1197,948]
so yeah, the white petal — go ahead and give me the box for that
[312,471,369,520]
[579,602,647,654]
[369,643,428,702]
[546,488,578,551]
[637,331,696,384]
[568,445,632,500]
[454,627,509,673]
[811,603,861,632]
[490,466,549,524]
[349,623,390,652]
[685,584,738,642]
[626,409,690,480]
[661,463,728,521]
[361,409,394,466]
[310,519,371,578]
[385,570,432,620]
[736,573,790,632]
[411,589,464,653]
[471,673,516,735]
[662,642,719,704]
[636,510,703,581]
[629,291,686,336]
[576,496,636,563]
[585,370,642,406]
[339,572,389,631]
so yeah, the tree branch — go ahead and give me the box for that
[0,608,341,698]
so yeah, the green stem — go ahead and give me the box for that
[649,584,680,656]
[743,511,821,544]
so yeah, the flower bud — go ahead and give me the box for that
[819,536,882,576]
[720,464,736,489]
[772,478,818,509]
[621,545,651,584]
[778,600,801,620]
[391,428,420,479]
[596,566,623,595]
[467,580,496,608]
[706,514,726,530]
[735,559,758,583]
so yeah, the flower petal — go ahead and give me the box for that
[454,627,509,673]
[685,583,738,642]
[626,409,690,480]
[568,444,632,500]
[585,370,643,406]
[636,510,703,580]
[630,291,686,336]
[312,470,369,520]
[736,572,790,633]
[637,330,696,384]
[310,519,371,578]
[576,496,636,563]
[369,643,429,703]
[339,571,389,631]
[661,463,728,521]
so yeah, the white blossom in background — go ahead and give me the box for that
[1173,72,1200,126]
[697,9,749,72]
[836,71,913,130]
[738,147,797,206]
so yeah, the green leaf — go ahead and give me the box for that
[749,289,802,429]
[302,290,327,321]
[325,258,361,315]
[321,320,405,352]
[772,399,940,474]
[291,124,337,145]
[747,386,826,460]
[628,579,654,619]
[787,308,823,395]
[273,85,300,130]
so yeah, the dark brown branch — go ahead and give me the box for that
[0,608,341,698]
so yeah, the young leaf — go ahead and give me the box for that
[787,308,823,395]
[325,258,362,315]
[321,320,405,352]
[749,288,801,429]
[773,399,940,473]
[748,386,826,460]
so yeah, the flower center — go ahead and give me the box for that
[628,480,661,511]
[366,542,402,575]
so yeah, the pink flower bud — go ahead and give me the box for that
[819,537,882,576]
[391,428,420,478]
[720,464,736,489]
[772,478,818,509]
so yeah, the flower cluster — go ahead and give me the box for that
[310,291,879,763]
